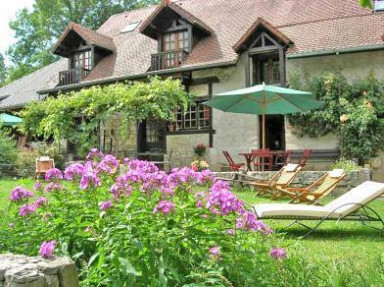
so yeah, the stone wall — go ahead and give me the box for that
[215,169,372,196]
[0,254,78,287]
[166,133,210,168]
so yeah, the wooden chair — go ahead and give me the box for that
[223,151,244,172]
[249,163,302,197]
[297,149,313,167]
[252,149,273,171]
[274,150,293,170]
[277,169,346,204]
[35,157,55,179]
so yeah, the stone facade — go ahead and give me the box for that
[0,254,78,287]
[215,169,372,196]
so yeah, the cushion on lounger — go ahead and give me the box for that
[253,204,341,219]
[324,181,384,217]
[329,169,344,178]
[285,163,299,172]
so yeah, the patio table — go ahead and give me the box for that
[239,150,287,171]
[238,152,256,171]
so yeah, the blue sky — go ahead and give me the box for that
[0,0,35,62]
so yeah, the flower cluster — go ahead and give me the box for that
[270,248,287,260]
[99,200,113,211]
[39,240,56,259]
[206,181,244,215]
[45,168,63,181]
[153,200,175,215]
[64,163,84,180]
[9,186,34,201]
[191,160,209,172]
[236,211,272,234]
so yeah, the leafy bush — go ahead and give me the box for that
[288,72,384,164]
[0,124,17,165]
[2,149,287,286]
[15,150,38,178]
[330,158,361,172]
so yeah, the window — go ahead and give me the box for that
[162,30,189,69]
[252,53,280,85]
[72,50,92,70]
[121,21,141,33]
[375,0,384,11]
[169,101,211,132]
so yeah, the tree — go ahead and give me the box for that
[0,53,7,87]
[7,0,160,81]
[20,77,191,156]
[359,0,373,8]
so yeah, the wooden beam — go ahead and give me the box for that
[249,46,279,55]
[245,51,251,87]
[190,76,219,86]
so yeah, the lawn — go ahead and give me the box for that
[235,187,384,285]
[1,178,383,285]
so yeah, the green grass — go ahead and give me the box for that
[235,187,384,284]
[1,179,383,285]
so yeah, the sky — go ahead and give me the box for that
[0,0,35,61]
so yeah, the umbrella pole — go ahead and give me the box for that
[262,91,266,149]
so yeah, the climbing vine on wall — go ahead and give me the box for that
[288,71,384,164]
[20,77,191,156]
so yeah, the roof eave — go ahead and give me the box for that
[287,44,384,59]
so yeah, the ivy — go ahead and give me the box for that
[20,77,192,156]
[288,71,384,164]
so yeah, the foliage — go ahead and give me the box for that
[0,123,18,165]
[15,150,39,179]
[1,149,287,286]
[0,53,7,87]
[359,0,373,8]
[6,0,160,82]
[20,77,191,157]
[193,143,207,158]
[288,72,384,163]
[330,158,361,171]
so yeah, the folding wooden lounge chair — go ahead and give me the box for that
[252,181,384,237]
[35,157,55,179]
[249,163,301,197]
[276,169,346,204]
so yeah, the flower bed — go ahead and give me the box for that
[2,149,286,286]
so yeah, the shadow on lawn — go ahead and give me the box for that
[275,226,383,241]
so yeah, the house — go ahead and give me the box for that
[1,0,384,171]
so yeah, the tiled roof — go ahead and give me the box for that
[2,0,384,108]
[52,22,115,55]
[0,60,66,110]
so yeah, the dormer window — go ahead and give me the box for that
[374,0,384,11]
[139,1,212,71]
[51,22,115,86]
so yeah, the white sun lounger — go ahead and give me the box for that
[252,181,384,237]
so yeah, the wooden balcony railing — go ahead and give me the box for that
[150,50,189,71]
[58,67,90,86]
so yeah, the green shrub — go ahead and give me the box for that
[2,150,287,286]
[15,150,38,178]
[330,158,361,171]
[0,124,17,165]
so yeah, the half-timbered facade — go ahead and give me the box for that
[1,0,384,172]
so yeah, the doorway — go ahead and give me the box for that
[259,115,285,150]
[137,119,166,154]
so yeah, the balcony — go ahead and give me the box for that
[150,50,188,71]
[58,67,90,86]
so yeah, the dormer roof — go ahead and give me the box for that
[139,0,213,40]
[51,22,115,57]
[233,17,292,53]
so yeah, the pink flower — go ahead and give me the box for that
[99,200,113,211]
[209,246,220,260]
[270,248,287,260]
[9,186,34,201]
[86,148,104,162]
[227,229,235,235]
[39,240,56,259]
[64,163,84,180]
[236,211,271,234]
[19,204,36,216]
[97,154,119,174]
[80,162,101,190]
[33,181,42,191]
[34,197,48,208]
[44,168,63,181]
[207,181,244,215]
[153,200,175,215]
[45,182,64,193]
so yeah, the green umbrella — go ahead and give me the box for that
[0,113,23,127]
[203,83,322,149]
